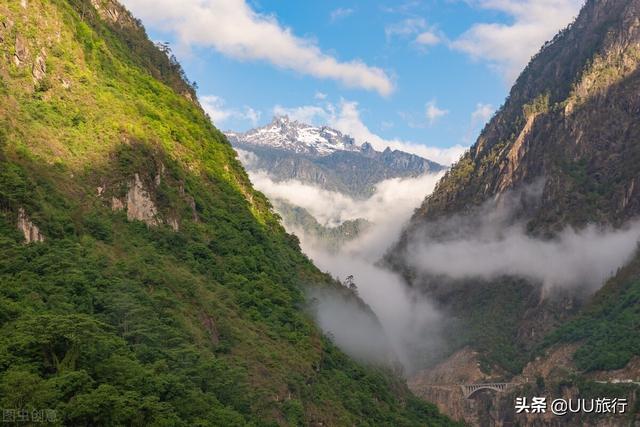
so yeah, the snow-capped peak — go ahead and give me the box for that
[226,116,360,156]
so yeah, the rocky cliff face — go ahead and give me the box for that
[408,0,640,230]
[389,0,640,424]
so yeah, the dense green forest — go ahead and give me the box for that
[0,0,456,425]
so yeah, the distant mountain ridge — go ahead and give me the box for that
[227,116,444,198]
[226,115,360,156]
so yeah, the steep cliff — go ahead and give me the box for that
[410,0,640,230]
[0,1,455,425]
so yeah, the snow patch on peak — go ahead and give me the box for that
[226,116,361,156]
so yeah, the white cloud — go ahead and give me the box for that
[408,194,640,292]
[330,7,355,22]
[329,100,465,165]
[272,104,330,125]
[425,100,449,125]
[380,1,422,14]
[386,18,442,49]
[385,17,428,38]
[471,103,495,125]
[200,95,260,126]
[121,0,393,96]
[314,91,328,100]
[411,223,640,291]
[464,102,495,142]
[247,170,443,228]
[415,30,441,47]
[451,0,583,81]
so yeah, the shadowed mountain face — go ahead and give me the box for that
[387,0,640,424]
[227,116,444,199]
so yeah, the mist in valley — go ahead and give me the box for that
[244,167,448,374]
[406,185,640,293]
[244,166,640,375]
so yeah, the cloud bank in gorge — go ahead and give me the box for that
[245,168,443,229]
[240,164,446,372]
[121,0,393,95]
[406,185,640,292]
[308,250,445,373]
[410,223,640,291]
[452,0,583,81]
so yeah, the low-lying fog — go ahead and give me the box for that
[243,165,640,375]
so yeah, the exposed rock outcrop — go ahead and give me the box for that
[408,347,501,426]
[0,18,12,44]
[110,173,184,230]
[32,49,46,81]
[125,173,158,226]
[14,34,28,67]
[17,208,44,243]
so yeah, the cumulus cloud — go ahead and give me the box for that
[329,101,464,165]
[385,18,428,38]
[385,18,442,49]
[425,100,449,125]
[451,0,583,81]
[416,30,441,47]
[200,95,260,126]
[330,7,355,22]
[121,0,393,96]
[471,102,495,125]
[272,104,331,126]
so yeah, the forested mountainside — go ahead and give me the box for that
[0,1,456,425]
[270,199,370,251]
[228,117,443,199]
[389,0,640,424]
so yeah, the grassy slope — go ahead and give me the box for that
[0,1,455,425]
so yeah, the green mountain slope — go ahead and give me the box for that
[0,1,455,425]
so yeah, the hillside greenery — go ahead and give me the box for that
[272,199,370,251]
[544,252,640,372]
[0,1,456,425]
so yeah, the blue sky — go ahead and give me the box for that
[121,0,583,164]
